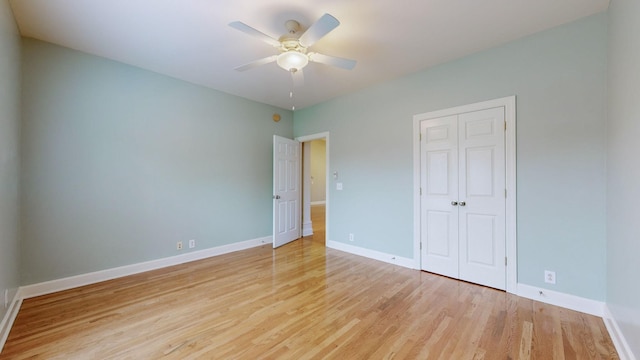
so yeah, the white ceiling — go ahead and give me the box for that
[9,0,609,110]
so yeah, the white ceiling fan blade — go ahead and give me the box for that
[292,68,304,87]
[308,52,357,70]
[234,55,278,71]
[229,21,281,47]
[298,13,340,47]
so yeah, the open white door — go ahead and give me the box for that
[273,135,301,248]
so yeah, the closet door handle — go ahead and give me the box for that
[459,201,466,206]
[451,201,458,206]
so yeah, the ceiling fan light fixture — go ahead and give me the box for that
[277,51,309,72]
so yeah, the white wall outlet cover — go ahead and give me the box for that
[336,182,343,190]
[544,270,556,284]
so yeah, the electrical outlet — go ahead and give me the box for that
[189,239,196,249]
[349,233,354,242]
[177,241,183,250]
[544,270,556,284]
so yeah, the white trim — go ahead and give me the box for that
[516,283,604,317]
[295,132,330,144]
[301,142,313,239]
[504,96,517,294]
[327,240,416,269]
[296,132,330,243]
[310,201,326,206]
[603,305,637,360]
[20,236,271,299]
[0,291,22,353]
[413,96,517,294]
[302,221,314,237]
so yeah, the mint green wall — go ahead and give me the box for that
[607,0,640,356]
[20,39,292,285]
[0,0,21,317]
[294,14,607,300]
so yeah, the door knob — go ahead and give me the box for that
[459,201,466,206]
[451,201,458,206]
[273,195,281,199]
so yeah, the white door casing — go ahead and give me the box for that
[273,135,301,248]
[414,96,516,293]
[296,132,330,245]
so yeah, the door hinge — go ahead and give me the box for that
[420,187,422,196]
[505,257,508,266]
[420,132,422,141]
[504,121,507,131]
[420,242,422,250]
[505,189,507,198]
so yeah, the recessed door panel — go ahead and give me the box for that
[427,151,450,195]
[278,159,286,192]
[288,159,297,191]
[426,125,450,142]
[464,117,495,138]
[466,147,495,197]
[464,213,496,266]
[426,211,452,257]
[277,202,287,233]
[288,200,297,231]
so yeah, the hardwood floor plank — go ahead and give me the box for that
[519,320,534,360]
[1,206,618,359]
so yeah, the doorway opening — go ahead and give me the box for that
[298,132,329,245]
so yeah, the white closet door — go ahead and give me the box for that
[420,115,459,279]
[420,107,506,290]
[458,107,506,290]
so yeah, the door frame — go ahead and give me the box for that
[296,132,330,243]
[413,96,517,294]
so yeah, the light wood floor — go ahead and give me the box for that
[1,205,617,359]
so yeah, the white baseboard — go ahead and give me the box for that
[516,283,604,317]
[603,305,637,360]
[326,240,415,269]
[0,290,22,353]
[302,221,314,237]
[310,201,326,206]
[20,236,271,299]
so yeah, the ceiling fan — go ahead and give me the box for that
[229,13,357,87]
